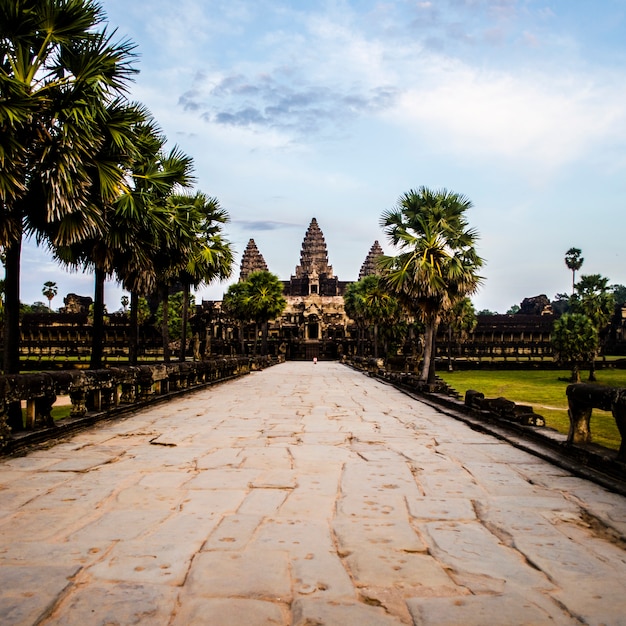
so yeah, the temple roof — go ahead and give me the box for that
[293,218,334,279]
[359,240,384,279]
[239,238,268,281]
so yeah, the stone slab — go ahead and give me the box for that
[292,597,405,626]
[343,547,456,594]
[171,598,286,626]
[44,582,179,626]
[202,514,263,550]
[333,517,428,554]
[407,592,569,625]
[423,520,554,593]
[184,549,292,601]
[407,497,477,521]
[0,564,81,625]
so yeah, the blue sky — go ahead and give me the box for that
[22,0,626,313]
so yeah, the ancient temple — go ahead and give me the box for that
[283,217,349,297]
[359,240,384,279]
[199,218,384,359]
[239,239,268,281]
[239,239,268,282]
[275,218,352,348]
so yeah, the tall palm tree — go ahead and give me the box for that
[442,296,477,371]
[223,281,253,354]
[53,100,149,369]
[245,271,287,355]
[379,187,484,383]
[343,280,367,355]
[112,122,195,363]
[0,0,137,374]
[565,247,584,296]
[552,313,598,383]
[571,273,615,381]
[344,275,401,358]
[42,281,58,310]
[168,193,233,361]
[361,275,402,359]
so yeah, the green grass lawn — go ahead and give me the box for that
[20,403,72,426]
[51,405,72,421]
[438,368,625,452]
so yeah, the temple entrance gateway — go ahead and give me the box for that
[305,342,320,360]
[307,315,319,340]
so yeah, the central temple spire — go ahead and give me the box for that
[294,218,334,279]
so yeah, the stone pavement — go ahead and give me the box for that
[1,362,626,625]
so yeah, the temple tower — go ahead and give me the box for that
[358,240,384,279]
[239,239,268,281]
[293,218,334,279]
[286,218,342,297]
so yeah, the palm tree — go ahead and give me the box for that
[107,121,195,364]
[343,280,367,355]
[112,121,182,363]
[565,248,584,296]
[168,193,234,361]
[245,271,287,355]
[379,187,484,383]
[344,276,401,358]
[571,274,615,381]
[552,313,598,383]
[361,275,402,359]
[53,101,149,369]
[442,296,477,370]
[0,0,137,374]
[223,282,253,354]
[42,281,58,310]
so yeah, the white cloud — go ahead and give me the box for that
[387,58,626,172]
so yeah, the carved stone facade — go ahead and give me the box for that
[60,293,93,315]
[283,218,350,298]
[239,239,269,281]
[359,240,384,279]
[276,218,350,344]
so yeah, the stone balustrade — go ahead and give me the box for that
[0,356,276,452]
[345,356,460,396]
[464,389,546,426]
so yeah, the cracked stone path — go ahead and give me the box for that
[1,362,626,625]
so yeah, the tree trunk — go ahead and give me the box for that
[239,321,245,355]
[253,322,259,355]
[129,292,138,365]
[179,283,190,362]
[3,233,23,430]
[3,233,22,375]
[90,267,106,369]
[419,323,435,383]
[373,324,379,359]
[427,322,439,385]
[160,284,170,363]
[588,356,597,382]
[261,320,269,355]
